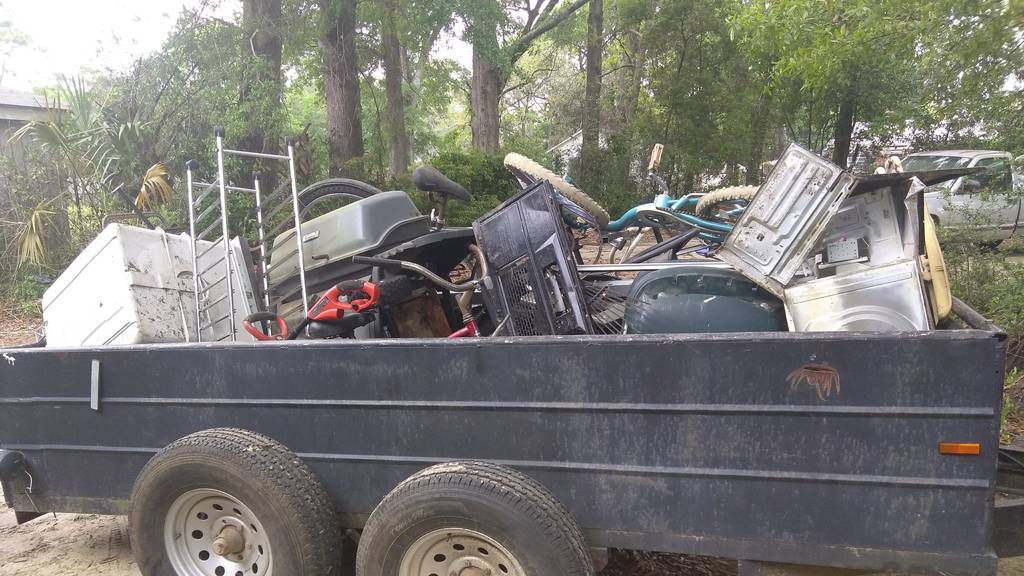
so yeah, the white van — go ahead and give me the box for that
[903,150,1020,240]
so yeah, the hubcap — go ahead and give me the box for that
[399,528,525,576]
[165,488,271,576]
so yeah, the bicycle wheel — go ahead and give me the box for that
[297,178,383,219]
[504,153,610,228]
[694,185,757,219]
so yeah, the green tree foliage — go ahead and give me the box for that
[731,0,1022,164]
[1,0,1021,299]
[731,0,924,166]
[907,1,1024,151]
[9,78,173,264]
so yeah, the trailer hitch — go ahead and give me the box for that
[0,449,32,490]
[0,449,43,523]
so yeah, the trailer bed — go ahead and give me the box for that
[0,330,1009,574]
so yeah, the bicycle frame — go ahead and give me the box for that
[605,193,733,236]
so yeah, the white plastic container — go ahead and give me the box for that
[42,224,256,346]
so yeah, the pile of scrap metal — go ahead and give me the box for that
[481,143,980,336]
[716,144,955,332]
[36,141,981,348]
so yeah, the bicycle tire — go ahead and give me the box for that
[504,152,611,228]
[297,178,383,218]
[694,185,758,219]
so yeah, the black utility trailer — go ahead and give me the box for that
[1,330,1022,576]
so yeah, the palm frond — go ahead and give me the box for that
[16,202,54,267]
[9,119,72,155]
[135,162,173,209]
[60,75,101,135]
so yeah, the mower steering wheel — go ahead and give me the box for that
[243,312,289,341]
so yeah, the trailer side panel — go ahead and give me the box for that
[0,331,1006,574]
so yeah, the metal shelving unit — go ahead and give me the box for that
[184,128,308,341]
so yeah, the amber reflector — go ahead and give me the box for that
[939,442,981,455]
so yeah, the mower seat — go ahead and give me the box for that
[412,166,471,201]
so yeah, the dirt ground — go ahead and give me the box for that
[0,302,41,348]
[0,491,137,575]
[3,486,1024,576]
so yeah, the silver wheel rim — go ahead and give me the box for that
[399,527,526,576]
[164,488,272,576]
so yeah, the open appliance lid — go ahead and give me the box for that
[717,143,855,297]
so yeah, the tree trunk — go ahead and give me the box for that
[746,90,771,184]
[319,0,364,176]
[406,19,443,109]
[382,0,410,176]
[617,29,646,132]
[579,0,603,190]
[467,0,591,153]
[831,92,856,168]
[240,0,282,157]
[470,38,502,154]
[241,0,283,90]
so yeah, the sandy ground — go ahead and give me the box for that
[0,303,41,348]
[0,490,138,575]
[3,488,1024,576]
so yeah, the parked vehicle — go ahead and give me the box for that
[903,149,1021,239]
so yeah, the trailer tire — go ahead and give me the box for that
[128,428,341,576]
[356,460,594,576]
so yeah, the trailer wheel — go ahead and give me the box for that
[128,428,341,576]
[356,460,594,576]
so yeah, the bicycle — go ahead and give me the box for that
[503,146,757,264]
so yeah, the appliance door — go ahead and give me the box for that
[718,143,854,297]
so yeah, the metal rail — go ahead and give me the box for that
[285,141,309,312]
[577,261,733,273]
[185,128,308,340]
[253,173,270,311]
[185,161,201,343]
[221,148,291,161]
[214,130,237,341]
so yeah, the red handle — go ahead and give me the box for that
[308,281,381,322]
[243,315,289,341]
[447,319,479,339]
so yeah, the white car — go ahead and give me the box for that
[903,150,1020,240]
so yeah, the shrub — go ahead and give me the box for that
[409,150,519,227]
